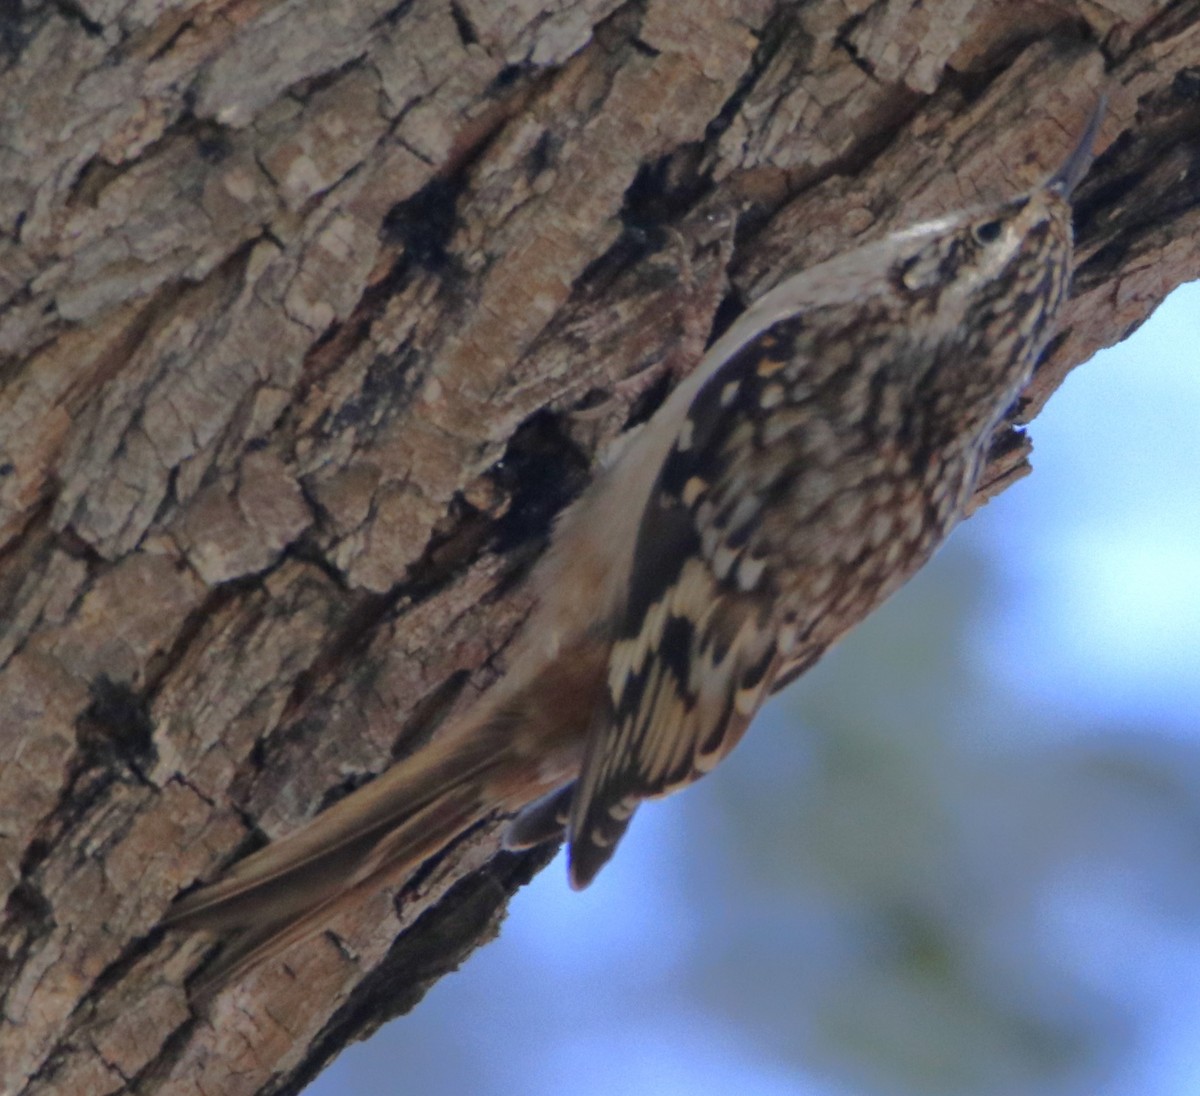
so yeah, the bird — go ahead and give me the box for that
[165,97,1106,987]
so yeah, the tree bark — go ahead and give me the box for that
[1,1,1198,1092]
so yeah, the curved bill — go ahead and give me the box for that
[1048,93,1108,197]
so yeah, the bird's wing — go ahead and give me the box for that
[566,317,814,887]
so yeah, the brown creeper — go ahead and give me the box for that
[166,100,1105,982]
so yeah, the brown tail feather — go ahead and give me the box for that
[164,706,520,995]
[168,639,606,989]
[184,782,494,991]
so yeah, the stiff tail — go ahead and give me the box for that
[165,716,509,987]
[167,638,607,989]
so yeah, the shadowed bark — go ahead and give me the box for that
[2,1,1199,1093]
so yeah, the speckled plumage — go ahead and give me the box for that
[166,101,1102,984]
[563,176,1079,884]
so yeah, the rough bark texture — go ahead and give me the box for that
[1,1,1198,1092]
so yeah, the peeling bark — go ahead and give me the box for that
[2,1,1199,1093]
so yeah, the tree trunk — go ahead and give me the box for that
[1,1,1198,1092]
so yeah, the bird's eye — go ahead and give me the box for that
[972,219,1004,244]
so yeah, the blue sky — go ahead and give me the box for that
[976,282,1200,733]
